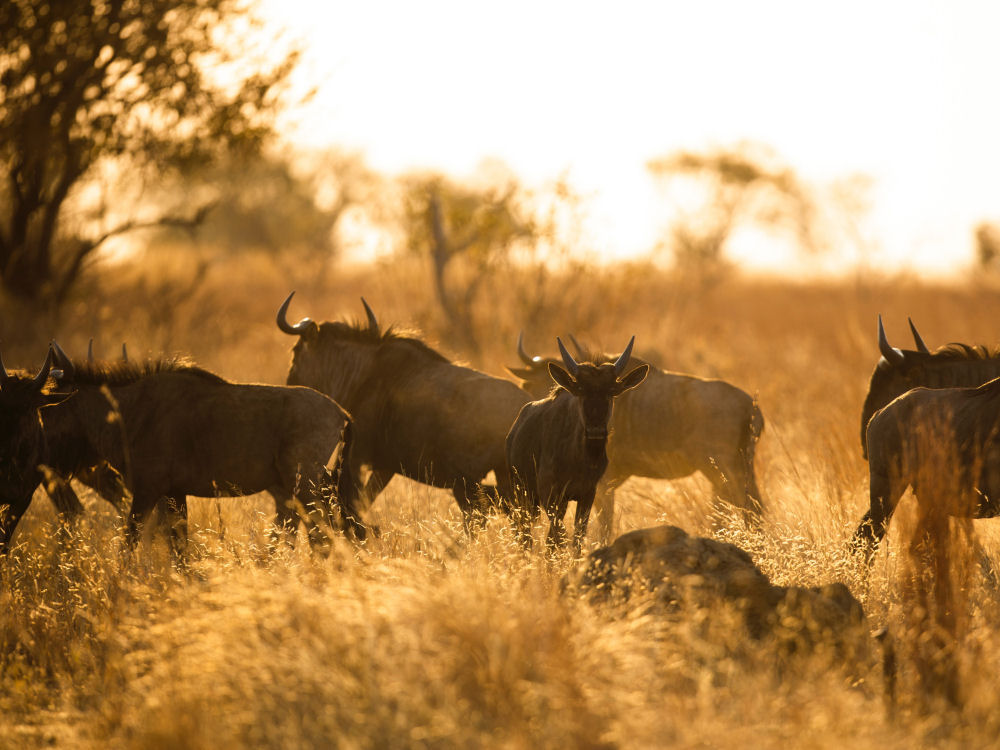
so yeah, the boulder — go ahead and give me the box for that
[564,525,868,658]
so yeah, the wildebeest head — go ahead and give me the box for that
[277,292,445,399]
[548,337,649,444]
[0,348,66,511]
[860,316,1000,459]
[510,332,630,399]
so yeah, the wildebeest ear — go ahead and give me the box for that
[614,364,649,394]
[547,362,578,394]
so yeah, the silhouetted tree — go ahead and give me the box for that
[976,222,1000,273]
[154,149,378,267]
[647,142,819,277]
[399,169,537,354]
[0,0,297,306]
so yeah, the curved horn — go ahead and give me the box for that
[877,315,905,365]
[276,291,315,336]
[613,336,636,376]
[121,342,128,362]
[556,337,580,376]
[50,340,75,380]
[0,349,9,383]
[908,317,929,354]
[87,338,94,363]
[360,297,378,333]
[32,347,55,388]
[516,331,539,365]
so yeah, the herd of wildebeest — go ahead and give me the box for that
[3,293,1000,590]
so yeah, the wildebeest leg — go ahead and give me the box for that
[544,494,570,551]
[41,468,85,519]
[269,487,300,546]
[41,471,84,550]
[572,489,597,556]
[359,470,394,510]
[506,467,538,547]
[76,463,129,513]
[0,492,36,555]
[451,479,480,534]
[163,495,189,562]
[124,493,159,551]
[708,455,763,526]
[295,464,367,547]
[591,477,619,545]
[851,468,903,566]
[334,454,368,542]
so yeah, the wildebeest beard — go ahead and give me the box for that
[584,434,609,468]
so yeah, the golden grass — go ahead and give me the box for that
[4,255,1000,747]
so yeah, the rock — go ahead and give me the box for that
[564,525,868,659]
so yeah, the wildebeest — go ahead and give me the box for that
[39,341,131,520]
[40,345,365,556]
[851,377,1000,564]
[508,334,764,539]
[1,347,128,523]
[276,293,531,527]
[505,337,649,552]
[859,315,1000,459]
[0,347,65,553]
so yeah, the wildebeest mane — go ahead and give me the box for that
[63,356,227,387]
[930,342,1000,361]
[876,342,1000,373]
[316,320,451,364]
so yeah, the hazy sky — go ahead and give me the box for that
[262,0,1000,275]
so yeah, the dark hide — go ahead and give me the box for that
[860,316,1000,459]
[508,336,763,539]
[277,294,531,527]
[852,377,1000,563]
[41,356,364,556]
[505,339,649,553]
[3,358,128,521]
[0,348,65,553]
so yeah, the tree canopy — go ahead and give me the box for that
[647,143,819,277]
[0,0,297,305]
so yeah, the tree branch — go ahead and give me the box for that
[52,202,216,306]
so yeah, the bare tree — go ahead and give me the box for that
[398,170,537,355]
[976,222,1000,273]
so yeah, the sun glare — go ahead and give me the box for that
[256,1,1000,273]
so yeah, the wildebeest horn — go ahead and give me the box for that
[360,297,378,333]
[0,349,9,383]
[87,338,94,363]
[567,334,586,359]
[613,336,636,376]
[516,331,539,365]
[276,292,315,336]
[50,340,75,380]
[908,317,929,354]
[33,346,55,388]
[121,342,128,362]
[877,315,904,365]
[556,337,580,376]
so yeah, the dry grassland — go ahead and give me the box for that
[4,255,1000,748]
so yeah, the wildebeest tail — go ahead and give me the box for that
[333,416,366,539]
[741,399,765,516]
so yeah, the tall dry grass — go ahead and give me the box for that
[4,253,1000,748]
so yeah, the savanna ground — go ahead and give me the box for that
[4,253,1000,749]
